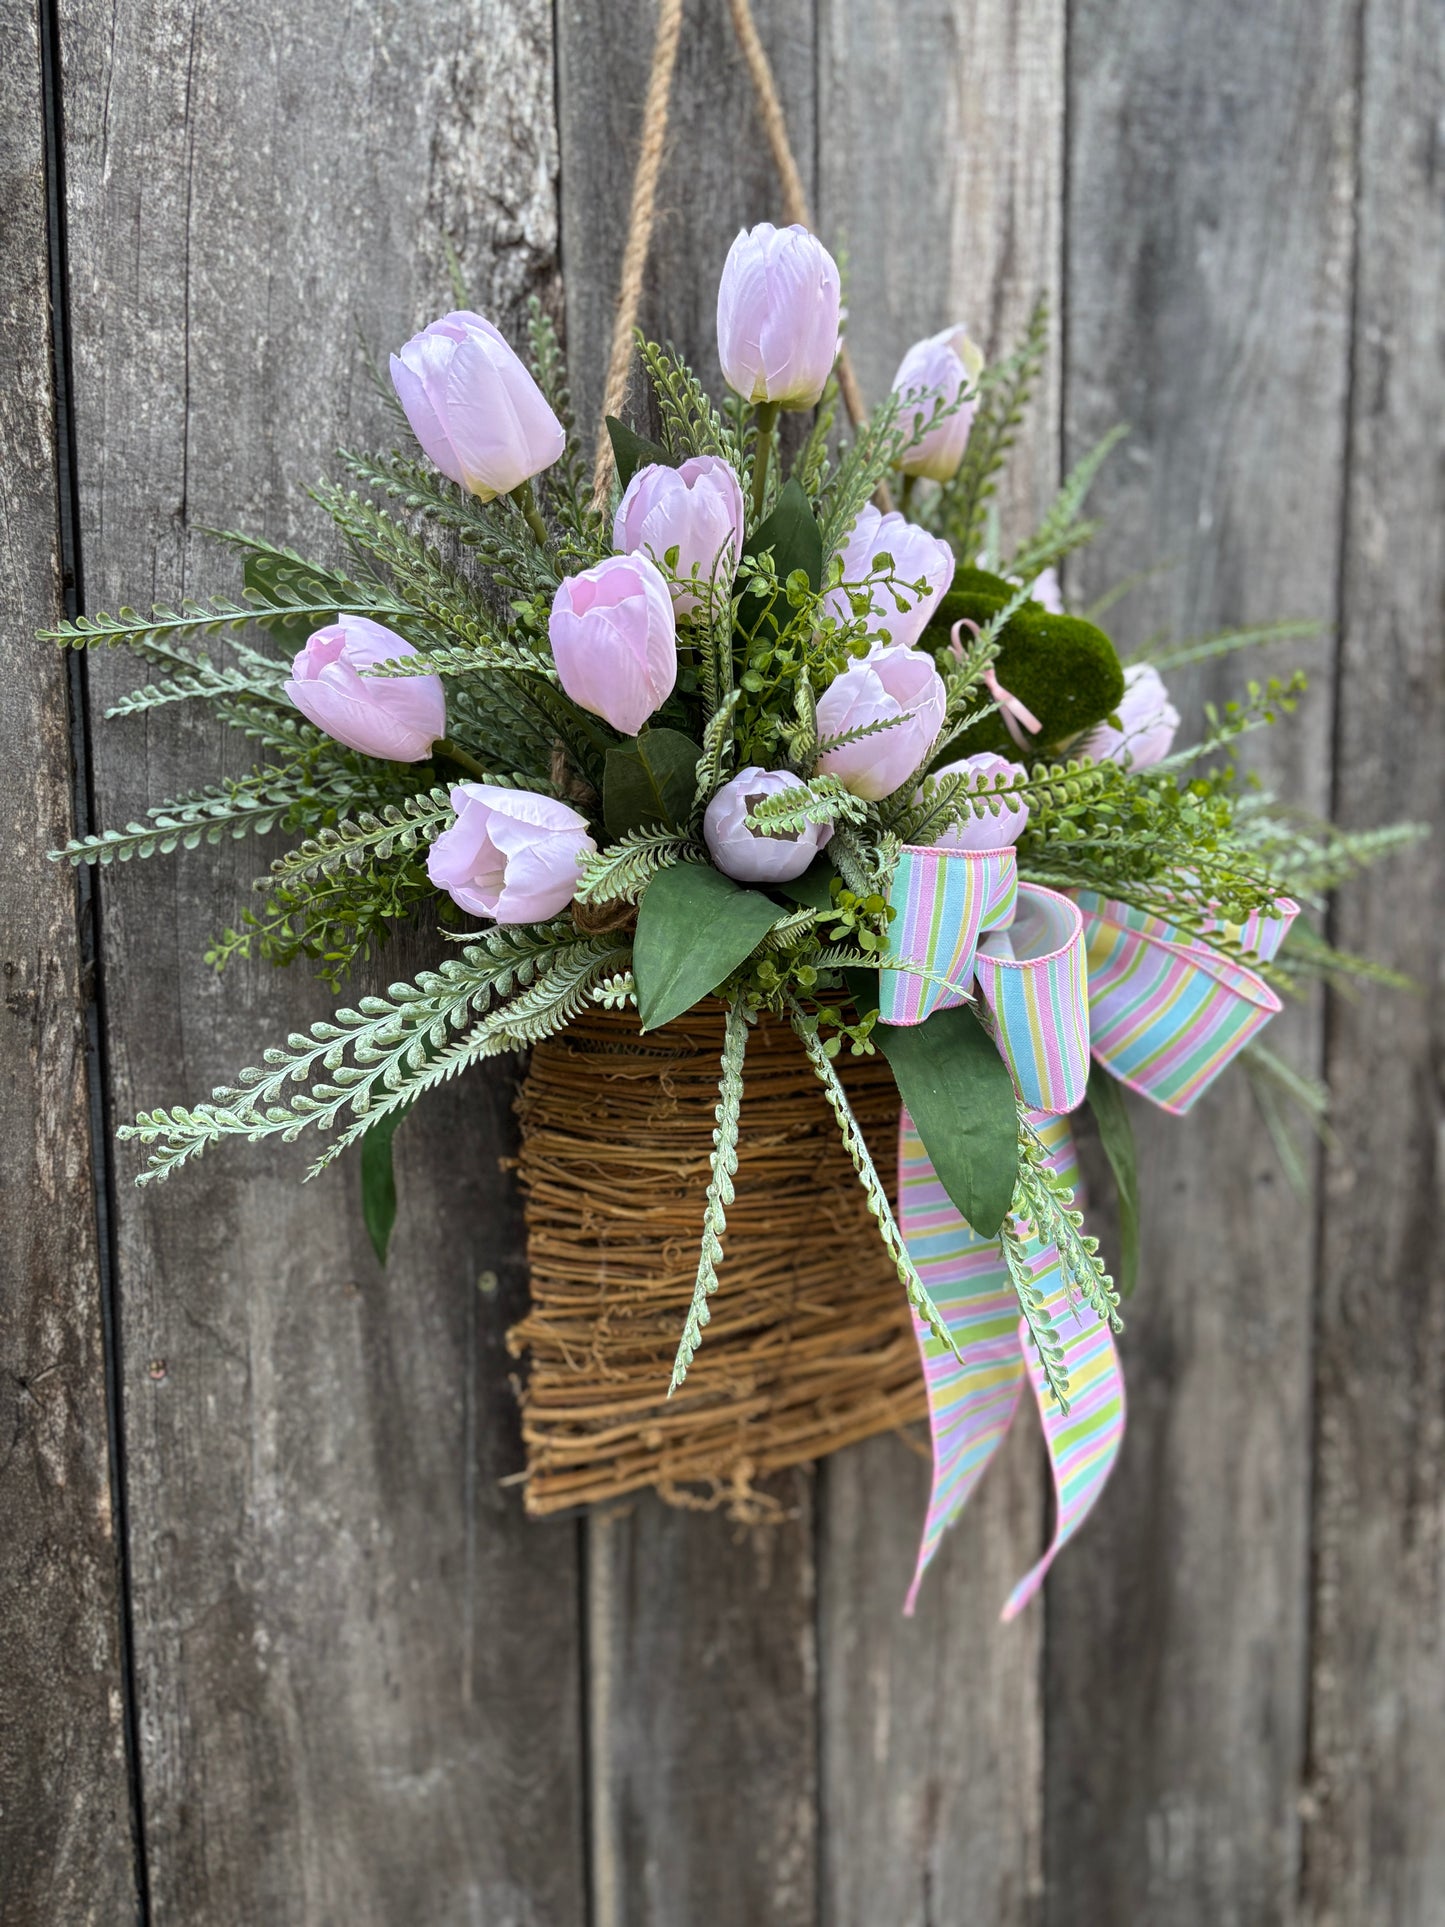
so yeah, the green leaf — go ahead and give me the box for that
[854,976,1019,1240]
[736,478,825,651]
[603,727,704,838]
[242,552,336,648]
[605,416,675,493]
[360,1103,411,1265]
[1085,1064,1140,1297]
[743,477,823,591]
[777,855,839,914]
[633,863,779,1032]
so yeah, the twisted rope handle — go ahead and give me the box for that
[590,0,889,513]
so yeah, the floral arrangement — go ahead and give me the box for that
[51,222,1415,1608]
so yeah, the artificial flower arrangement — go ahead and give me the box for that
[50,222,1414,1610]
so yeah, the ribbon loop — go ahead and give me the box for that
[975,885,1091,1114]
[878,845,1016,1026]
[1075,892,1299,1115]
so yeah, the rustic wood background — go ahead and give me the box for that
[2,0,1440,1920]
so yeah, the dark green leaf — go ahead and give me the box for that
[633,863,779,1032]
[859,983,1019,1239]
[776,856,838,914]
[736,479,824,650]
[1086,1064,1140,1297]
[360,1104,411,1265]
[605,416,675,493]
[743,477,824,591]
[603,727,703,838]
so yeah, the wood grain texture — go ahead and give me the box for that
[556,5,820,1920]
[59,3,583,1918]
[1050,4,1358,1921]
[0,8,136,1919]
[1302,1,1445,1919]
[813,4,1063,1918]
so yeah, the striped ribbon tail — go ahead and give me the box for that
[900,1107,1025,1615]
[1075,892,1298,1115]
[879,846,1017,1025]
[974,884,1091,1114]
[1000,1115,1126,1620]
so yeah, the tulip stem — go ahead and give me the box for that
[750,400,781,524]
[900,473,917,518]
[434,737,489,782]
[512,480,551,550]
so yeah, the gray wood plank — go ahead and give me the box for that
[1048,4,1358,1920]
[1301,1,1445,1919]
[0,7,137,1919]
[59,3,584,1919]
[813,3,1063,1919]
[556,4,821,1920]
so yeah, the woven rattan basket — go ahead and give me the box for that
[506,1005,926,1518]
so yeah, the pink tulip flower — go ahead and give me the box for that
[816,647,947,802]
[284,616,444,762]
[1079,662,1181,769]
[930,751,1031,851]
[390,311,565,501]
[825,505,955,648]
[549,554,678,736]
[717,223,841,410]
[891,325,985,482]
[613,456,746,618]
[703,766,833,885]
[427,784,595,924]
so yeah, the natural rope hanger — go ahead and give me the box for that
[590,0,891,512]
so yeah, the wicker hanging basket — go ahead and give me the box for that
[506,1006,926,1519]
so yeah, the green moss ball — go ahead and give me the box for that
[924,588,1125,759]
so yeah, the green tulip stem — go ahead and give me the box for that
[900,472,917,518]
[750,400,781,523]
[434,737,489,782]
[512,479,551,549]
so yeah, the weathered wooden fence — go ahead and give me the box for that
[2,1,1441,1921]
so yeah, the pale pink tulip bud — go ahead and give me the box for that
[426,784,595,924]
[549,554,678,736]
[284,616,444,762]
[1079,662,1181,769]
[1031,566,1065,614]
[703,767,832,885]
[930,751,1030,851]
[716,223,841,410]
[390,311,565,501]
[891,325,985,482]
[816,647,947,802]
[613,456,746,618]
[824,504,955,648]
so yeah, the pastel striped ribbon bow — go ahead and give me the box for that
[899,1109,1126,1618]
[881,847,1296,1614]
[880,845,1091,1113]
[1073,890,1298,1113]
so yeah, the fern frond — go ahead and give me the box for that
[669,996,748,1392]
[936,295,1048,563]
[638,336,745,468]
[575,831,703,905]
[999,1217,1071,1410]
[788,999,964,1364]
[1140,619,1321,672]
[268,789,458,882]
[1005,423,1127,581]
[744,773,868,835]
[103,661,288,719]
[53,762,378,866]
[692,691,740,812]
[118,922,590,1180]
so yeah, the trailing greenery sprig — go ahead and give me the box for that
[669,995,749,1392]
